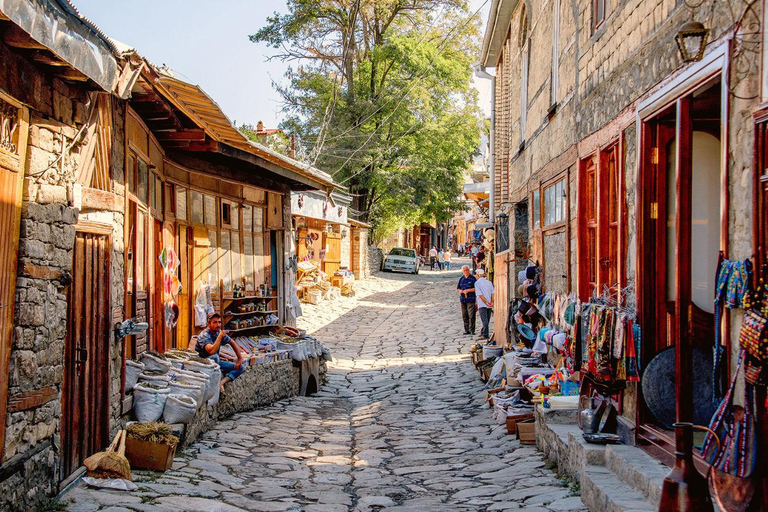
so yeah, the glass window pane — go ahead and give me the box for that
[204,195,216,226]
[532,190,540,228]
[242,205,253,232]
[220,230,231,292]
[176,187,187,221]
[254,234,264,284]
[231,230,242,289]
[231,204,239,231]
[243,234,254,291]
[555,180,563,222]
[138,160,148,204]
[127,154,136,195]
[136,210,145,290]
[155,175,163,214]
[190,191,203,224]
[253,207,263,232]
[207,230,219,293]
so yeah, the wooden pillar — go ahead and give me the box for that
[675,96,693,424]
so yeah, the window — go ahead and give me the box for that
[190,191,203,224]
[175,187,187,221]
[543,179,566,226]
[593,0,606,31]
[579,142,625,299]
[532,189,541,229]
[137,159,149,204]
[204,195,216,226]
[222,201,232,226]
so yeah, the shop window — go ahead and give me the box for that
[222,201,232,227]
[231,230,243,289]
[175,187,187,221]
[137,159,149,204]
[242,205,253,232]
[579,142,625,300]
[243,233,254,290]
[207,230,218,293]
[254,234,265,284]
[532,189,541,229]
[543,178,566,226]
[219,230,232,291]
[593,0,606,31]
[253,207,264,232]
[149,172,163,214]
[231,203,239,230]
[190,191,203,225]
[136,210,146,291]
[204,195,216,227]
[127,153,136,196]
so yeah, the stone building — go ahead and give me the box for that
[0,2,338,509]
[481,0,767,507]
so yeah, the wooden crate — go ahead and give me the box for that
[516,419,536,444]
[505,412,534,435]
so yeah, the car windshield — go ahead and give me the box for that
[389,248,416,257]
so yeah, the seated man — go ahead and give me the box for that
[195,313,248,395]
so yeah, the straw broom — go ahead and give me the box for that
[86,430,132,480]
[82,431,121,472]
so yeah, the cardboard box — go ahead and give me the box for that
[505,412,534,435]
[516,420,536,444]
[124,437,177,471]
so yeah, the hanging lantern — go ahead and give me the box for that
[675,21,709,63]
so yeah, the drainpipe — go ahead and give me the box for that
[474,65,496,224]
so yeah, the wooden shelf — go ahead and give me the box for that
[226,324,279,334]
[222,295,277,301]
[224,310,278,317]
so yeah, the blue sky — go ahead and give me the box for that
[73,0,491,129]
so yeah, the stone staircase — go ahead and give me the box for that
[535,407,667,512]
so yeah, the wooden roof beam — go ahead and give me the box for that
[157,129,206,142]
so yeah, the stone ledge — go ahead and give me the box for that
[535,405,662,512]
[171,356,326,448]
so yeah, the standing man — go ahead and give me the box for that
[444,247,452,270]
[457,265,477,335]
[475,246,487,271]
[429,246,438,270]
[471,243,480,270]
[437,248,445,271]
[474,268,494,340]
[195,312,248,395]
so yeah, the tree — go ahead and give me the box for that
[251,0,482,242]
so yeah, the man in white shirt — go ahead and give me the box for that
[437,248,444,271]
[470,244,480,270]
[444,248,452,270]
[429,246,438,270]
[474,268,494,340]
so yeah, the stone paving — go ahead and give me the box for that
[62,259,583,512]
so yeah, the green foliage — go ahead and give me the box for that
[239,124,294,157]
[251,0,483,240]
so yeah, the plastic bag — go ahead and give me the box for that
[194,283,210,327]
[82,477,138,491]
[139,352,172,373]
[125,360,145,392]
[132,383,170,422]
[163,394,198,424]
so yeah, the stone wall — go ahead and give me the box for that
[367,246,383,275]
[179,357,327,448]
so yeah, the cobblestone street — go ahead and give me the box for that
[64,260,582,512]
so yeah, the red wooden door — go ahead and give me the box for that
[61,229,111,480]
[0,97,27,462]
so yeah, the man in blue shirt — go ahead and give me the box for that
[195,313,247,395]
[457,265,477,335]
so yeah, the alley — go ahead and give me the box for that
[63,262,581,512]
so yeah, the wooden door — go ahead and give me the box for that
[0,98,27,462]
[323,232,342,275]
[61,228,111,480]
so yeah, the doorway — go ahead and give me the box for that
[61,227,111,480]
[637,78,723,465]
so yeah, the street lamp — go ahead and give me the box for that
[675,21,709,63]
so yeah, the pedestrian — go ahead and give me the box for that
[475,246,487,271]
[429,246,437,270]
[195,313,248,395]
[474,268,494,340]
[444,248,452,270]
[437,248,444,271]
[471,243,480,270]
[458,242,464,256]
[457,265,477,335]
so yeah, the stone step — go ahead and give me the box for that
[605,444,666,506]
[581,465,659,512]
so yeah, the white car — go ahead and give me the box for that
[382,248,420,274]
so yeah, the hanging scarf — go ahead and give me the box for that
[625,318,640,381]
[614,313,627,381]
[597,308,615,379]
